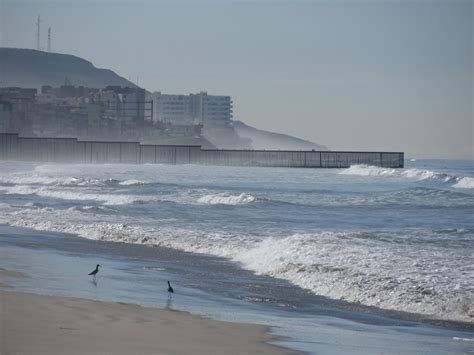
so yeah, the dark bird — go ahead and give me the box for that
[167,280,174,297]
[88,264,100,279]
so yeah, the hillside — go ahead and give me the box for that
[0,47,327,150]
[233,121,328,151]
[0,48,136,89]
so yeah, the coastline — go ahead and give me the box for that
[0,224,296,355]
[1,222,472,331]
[0,160,472,327]
[1,223,473,354]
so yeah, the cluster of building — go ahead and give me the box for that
[0,84,234,144]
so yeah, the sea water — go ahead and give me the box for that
[0,159,473,325]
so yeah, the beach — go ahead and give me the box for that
[0,161,473,354]
[1,224,474,354]
[0,225,290,355]
[1,290,285,355]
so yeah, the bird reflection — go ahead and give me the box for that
[165,297,173,310]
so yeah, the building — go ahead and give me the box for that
[0,101,12,132]
[0,87,38,134]
[191,92,233,126]
[0,85,238,143]
[152,93,193,124]
[100,86,150,124]
[153,91,232,126]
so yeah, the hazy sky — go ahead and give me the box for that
[1,0,472,159]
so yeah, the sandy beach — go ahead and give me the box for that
[0,289,288,355]
[1,224,473,355]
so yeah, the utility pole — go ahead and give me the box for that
[47,27,51,52]
[36,15,42,50]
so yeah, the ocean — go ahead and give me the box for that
[0,159,473,353]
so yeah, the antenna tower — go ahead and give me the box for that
[36,15,42,50]
[47,27,51,52]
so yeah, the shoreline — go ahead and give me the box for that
[0,289,291,355]
[1,223,474,354]
[1,222,473,331]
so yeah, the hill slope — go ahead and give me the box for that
[0,47,327,150]
[0,48,136,89]
[233,121,328,151]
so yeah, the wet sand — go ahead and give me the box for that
[1,224,473,354]
[0,267,25,278]
[0,290,289,355]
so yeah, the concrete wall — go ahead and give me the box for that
[0,133,404,168]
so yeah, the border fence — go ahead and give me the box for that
[0,133,404,168]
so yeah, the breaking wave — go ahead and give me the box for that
[1,161,473,325]
[341,165,473,188]
[0,184,158,205]
[0,175,121,187]
[118,179,149,186]
[197,193,257,205]
[453,177,474,189]
[0,201,472,324]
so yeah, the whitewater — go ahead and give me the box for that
[0,159,473,323]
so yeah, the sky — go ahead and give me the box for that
[0,0,472,159]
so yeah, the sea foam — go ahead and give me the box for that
[453,177,474,189]
[1,162,473,324]
[1,201,472,324]
[0,184,158,205]
[340,164,473,188]
[197,193,257,205]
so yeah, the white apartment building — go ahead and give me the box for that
[152,92,193,124]
[153,91,232,126]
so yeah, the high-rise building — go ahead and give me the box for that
[153,91,232,126]
[152,92,192,124]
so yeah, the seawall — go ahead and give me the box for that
[0,133,404,168]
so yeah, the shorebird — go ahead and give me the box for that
[88,264,100,280]
[167,281,174,298]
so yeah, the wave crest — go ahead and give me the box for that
[197,193,257,205]
[1,202,472,324]
[341,164,473,188]
[453,177,474,189]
